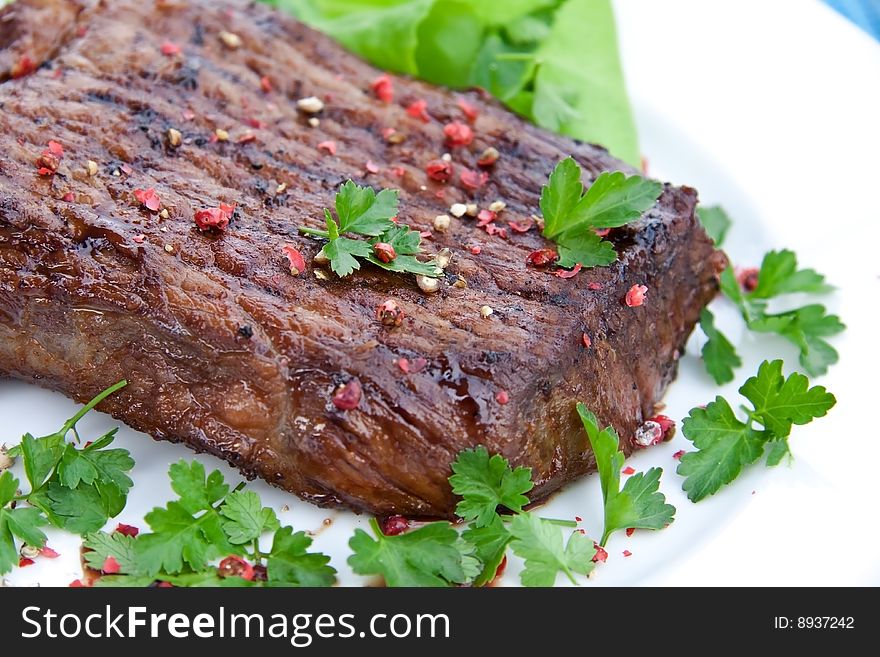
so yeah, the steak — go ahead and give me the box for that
[0,0,725,516]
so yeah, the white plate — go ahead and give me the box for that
[3,0,879,587]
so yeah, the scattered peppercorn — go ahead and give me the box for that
[406,99,430,123]
[282,245,306,275]
[477,147,500,167]
[380,515,409,536]
[376,299,405,327]
[425,159,453,182]
[332,379,362,411]
[371,74,394,103]
[443,122,474,147]
[373,242,397,263]
[625,284,648,307]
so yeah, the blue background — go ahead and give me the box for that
[825,0,880,39]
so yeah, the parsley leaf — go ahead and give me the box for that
[333,180,399,236]
[449,446,533,527]
[699,308,742,385]
[540,158,662,268]
[719,251,844,377]
[678,360,836,501]
[267,526,336,587]
[1,472,48,574]
[302,180,440,279]
[82,531,143,576]
[461,515,511,587]
[696,205,731,246]
[577,404,675,545]
[134,461,237,575]
[219,490,280,545]
[348,518,467,587]
[508,513,595,586]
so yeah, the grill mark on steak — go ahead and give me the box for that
[0,0,726,516]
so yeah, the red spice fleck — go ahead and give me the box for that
[425,159,453,182]
[381,515,409,536]
[134,187,161,212]
[120,164,133,176]
[622,466,636,475]
[406,99,430,123]
[457,98,479,122]
[595,228,611,238]
[470,246,481,255]
[102,556,121,574]
[365,160,379,174]
[577,529,586,535]
[737,266,759,292]
[282,245,306,275]
[391,165,406,178]
[377,299,405,327]
[381,127,397,140]
[237,133,257,144]
[582,333,592,349]
[332,379,362,411]
[252,564,268,582]
[555,264,582,279]
[132,235,145,244]
[587,282,602,291]
[443,121,474,147]
[373,242,397,263]
[35,140,64,175]
[69,579,88,588]
[477,209,496,226]
[672,449,686,460]
[115,523,140,537]
[62,192,75,202]
[217,556,255,581]
[419,230,433,239]
[592,544,608,563]
[434,189,446,200]
[317,140,337,155]
[194,203,234,231]
[371,74,394,103]
[183,109,196,121]
[507,219,534,234]
[19,557,35,568]
[245,117,264,129]
[625,284,648,307]
[260,75,273,93]
[460,168,489,190]
[575,516,582,522]
[626,527,635,537]
[11,55,37,79]
[39,546,60,559]
[648,414,676,441]
[397,357,428,374]
[156,581,174,588]
[52,69,63,80]
[496,390,510,405]
[160,41,181,56]
[526,249,558,267]
[622,550,633,557]
[76,25,87,38]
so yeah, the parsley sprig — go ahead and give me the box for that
[299,180,440,279]
[678,360,836,501]
[695,205,844,384]
[1,381,134,574]
[539,157,663,269]
[85,460,336,587]
[577,404,675,546]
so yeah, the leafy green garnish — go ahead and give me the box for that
[508,513,595,586]
[577,404,675,546]
[449,446,533,527]
[699,243,843,384]
[84,460,335,587]
[699,308,742,385]
[696,205,732,246]
[300,180,438,279]
[269,0,640,165]
[348,518,467,587]
[0,381,132,574]
[678,360,836,501]
[539,157,662,269]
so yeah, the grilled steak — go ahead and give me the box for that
[0,0,725,516]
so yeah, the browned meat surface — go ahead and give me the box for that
[0,0,725,516]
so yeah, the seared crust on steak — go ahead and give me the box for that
[0,0,725,516]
